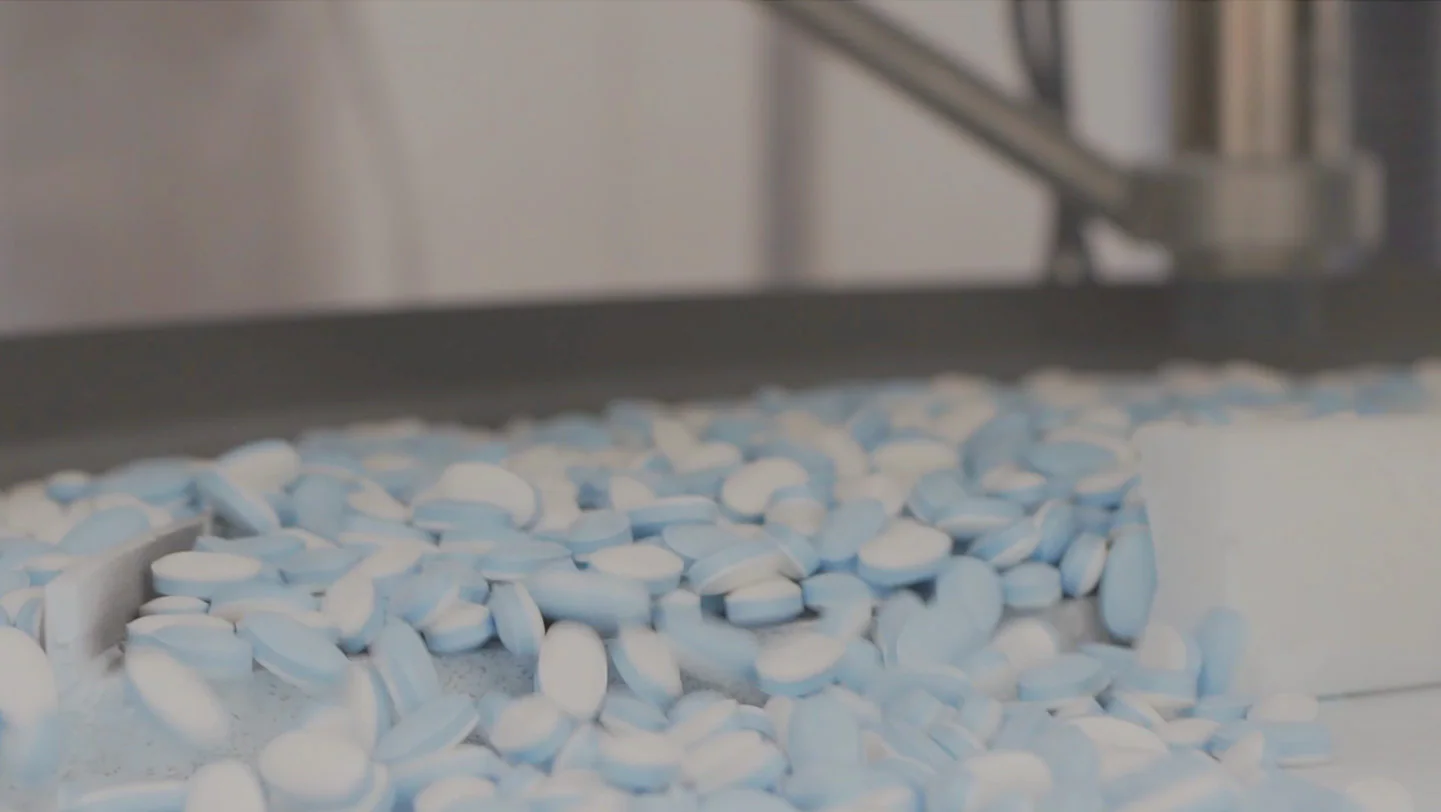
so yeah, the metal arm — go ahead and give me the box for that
[757,0,1139,233]
[754,0,1381,279]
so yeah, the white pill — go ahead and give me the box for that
[414,775,496,812]
[347,484,409,521]
[755,632,845,696]
[721,458,809,518]
[1218,730,1267,783]
[669,697,740,749]
[258,730,373,807]
[1160,718,1221,749]
[992,619,1061,673]
[856,521,950,585]
[186,760,266,812]
[871,440,958,484]
[680,729,783,794]
[127,613,234,639]
[610,627,683,708]
[0,628,57,728]
[609,476,658,511]
[1345,778,1415,812]
[491,694,567,754]
[676,441,744,474]
[587,545,684,593]
[1134,623,1190,671]
[1248,692,1320,723]
[435,462,538,526]
[140,596,209,616]
[123,648,230,750]
[538,622,609,719]
[354,543,429,583]
[151,552,264,598]
[834,474,908,517]
[322,569,379,641]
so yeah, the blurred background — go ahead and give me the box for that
[0,0,1431,333]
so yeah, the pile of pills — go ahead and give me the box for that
[0,361,1432,811]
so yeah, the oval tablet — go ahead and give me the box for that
[259,730,374,808]
[123,648,230,750]
[756,632,845,697]
[609,626,683,709]
[856,521,951,587]
[186,760,266,812]
[152,551,264,599]
[537,622,609,719]
[587,544,684,596]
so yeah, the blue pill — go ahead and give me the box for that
[196,469,280,535]
[1059,532,1107,598]
[1029,499,1078,564]
[488,583,545,659]
[58,506,154,556]
[815,499,889,569]
[371,620,444,715]
[525,569,651,634]
[566,510,633,556]
[237,611,348,692]
[1016,654,1108,703]
[1099,526,1157,642]
[1002,562,1063,609]
[933,556,1004,637]
[374,694,480,764]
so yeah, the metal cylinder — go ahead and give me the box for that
[1174,0,1352,162]
[1155,0,1380,278]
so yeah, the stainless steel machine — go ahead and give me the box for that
[0,0,1435,484]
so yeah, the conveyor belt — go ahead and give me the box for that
[2,271,1441,484]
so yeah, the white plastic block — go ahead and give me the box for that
[1137,417,1441,698]
[45,516,207,691]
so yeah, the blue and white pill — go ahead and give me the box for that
[390,571,462,628]
[412,776,497,812]
[435,462,539,528]
[669,694,743,748]
[662,619,761,685]
[681,729,787,794]
[489,694,574,764]
[1194,607,1248,697]
[815,499,889,569]
[123,648,230,750]
[421,600,495,655]
[184,760,266,812]
[58,505,155,556]
[151,551,264,600]
[1016,654,1108,705]
[893,606,986,669]
[391,744,507,808]
[277,547,363,591]
[196,469,281,535]
[139,596,209,616]
[1028,500,1078,565]
[687,542,786,596]
[374,694,481,764]
[371,620,444,716]
[773,531,821,579]
[981,465,1049,505]
[786,693,863,769]
[567,510,633,556]
[600,689,670,735]
[597,731,681,793]
[629,495,722,538]
[1058,533,1106,598]
[237,611,349,694]
[587,543,684,596]
[129,623,254,682]
[970,518,1042,570]
[342,662,393,753]
[477,541,572,582]
[550,723,601,773]
[1002,562,1063,610]
[856,521,951,587]
[23,554,76,587]
[537,622,609,720]
[1098,527,1156,642]
[57,780,188,812]
[258,730,375,809]
[724,578,804,627]
[526,569,651,634]
[610,626,683,709]
[755,632,845,697]
[933,556,1004,636]
[720,458,810,521]
[489,583,545,659]
[659,524,741,564]
[321,570,384,654]
[934,497,1026,542]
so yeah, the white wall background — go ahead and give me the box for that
[0,0,1171,332]
[327,0,1170,305]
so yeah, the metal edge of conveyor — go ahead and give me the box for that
[0,271,1438,482]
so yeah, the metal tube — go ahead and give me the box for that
[755,0,1137,229]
